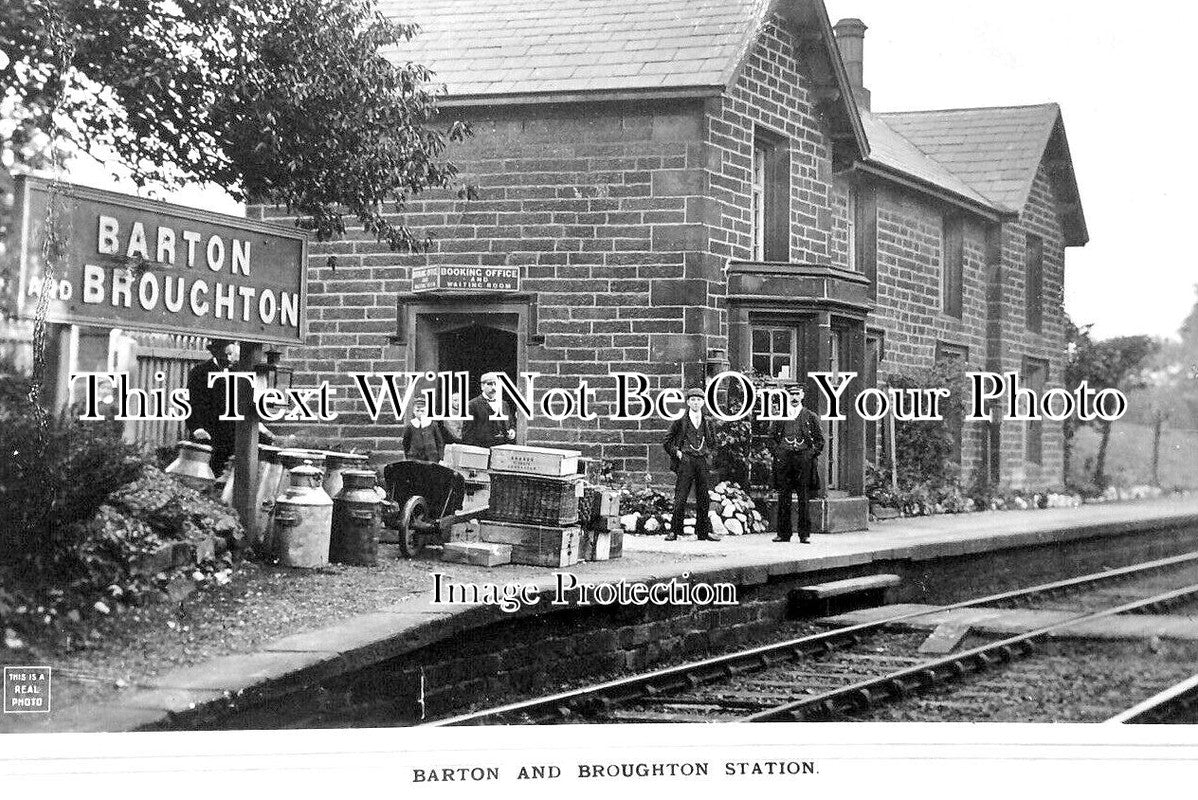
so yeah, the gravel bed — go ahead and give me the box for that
[0,542,714,732]
[849,639,1198,722]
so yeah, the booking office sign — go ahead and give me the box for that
[11,175,308,346]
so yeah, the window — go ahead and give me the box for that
[845,186,858,271]
[750,326,796,380]
[1025,234,1044,333]
[1023,357,1048,465]
[942,216,964,317]
[751,148,766,261]
[750,131,789,262]
[935,342,969,463]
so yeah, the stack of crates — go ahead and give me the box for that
[480,446,584,567]
[577,485,624,561]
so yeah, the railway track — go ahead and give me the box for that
[1106,673,1198,724]
[424,550,1198,726]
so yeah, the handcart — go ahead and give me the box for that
[381,460,489,558]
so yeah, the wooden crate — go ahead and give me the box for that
[479,520,581,567]
[486,472,581,526]
[598,489,621,517]
[489,445,581,477]
[441,541,512,567]
[442,444,491,472]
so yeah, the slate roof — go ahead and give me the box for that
[878,104,1062,213]
[377,0,766,97]
[858,111,993,210]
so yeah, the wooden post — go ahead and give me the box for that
[888,413,898,491]
[1151,410,1164,487]
[233,341,262,547]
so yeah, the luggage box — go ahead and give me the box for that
[489,445,581,477]
[442,444,491,472]
[487,472,582,526]
[441,541,512,567]
[479,520,581,568]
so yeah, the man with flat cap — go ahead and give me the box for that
[186,338,240,475]
[768,383,824,543]
[662,387,721,541]
[463,371,517,449]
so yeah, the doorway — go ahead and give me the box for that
[437,321,518,399]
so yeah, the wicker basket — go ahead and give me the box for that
[486,471,581,526]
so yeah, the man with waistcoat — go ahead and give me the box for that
[463,371,517,449]
[662,387,721,542]
[768,383,824,543]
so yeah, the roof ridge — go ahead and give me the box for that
[877,101,1060,117]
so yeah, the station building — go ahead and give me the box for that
[251,0,1087,519]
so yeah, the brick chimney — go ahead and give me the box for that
[833,18,870,111]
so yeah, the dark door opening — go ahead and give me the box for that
[437,322,518,399]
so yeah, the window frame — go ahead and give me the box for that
[1023,356,1049,465]
[1025,233,1044,333]
[750,128,790,263]
[941,215,964,318]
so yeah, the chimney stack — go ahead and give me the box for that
[833,18,870,111]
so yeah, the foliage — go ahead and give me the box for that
[1,461,244,654]
[0,373,143,571]
[2,0,470,253]
[1064,319,1159,487]
[711,370,785,489]
[881,365,963,492]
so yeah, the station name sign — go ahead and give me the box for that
[11,176,308,345]
[412,265,520,293]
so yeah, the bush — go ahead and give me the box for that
[0,374,143,573]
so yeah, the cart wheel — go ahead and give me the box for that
[397,495,430,558]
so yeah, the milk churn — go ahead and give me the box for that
[276,449,323,501]
[271,465,334,568]
[165,441,216,492]
[253,445,284,553]
[323,452,369,498]
[330,469,382,566]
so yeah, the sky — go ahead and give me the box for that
[823,0,1197,341]
[68,0,1197,342]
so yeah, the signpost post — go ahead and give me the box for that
[10,176,308,546]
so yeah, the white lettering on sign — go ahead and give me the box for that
[214,282,236,319]
[165,276,185,312]
[156,226,176,263]
[259,289,276,323]
[206,235,225,271]
[138,272,159,310]
[281,292,299,328]
[83,264,104,303]
[98,216,120,254]
[182,230,202,267]
[127,222,149,259]
[232,240,250,276]
[238,286,256,321]
[190,279,209,315]
[75,267,300,329]
[112,270,133,308]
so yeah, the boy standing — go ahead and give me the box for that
[662,388,721,542]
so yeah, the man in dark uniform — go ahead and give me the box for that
[462,371,517,448]
[662,387,721,542]
[185,338,239,475]
[768,384,824,543]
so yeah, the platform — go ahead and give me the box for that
[14,495,1198,733]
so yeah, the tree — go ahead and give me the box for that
[2,0,469,253]
[1065,316,1158,488]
